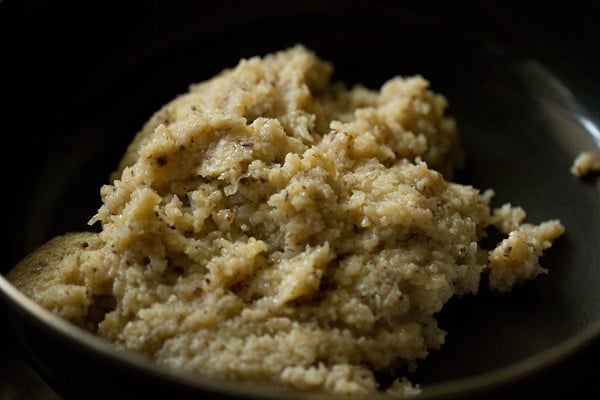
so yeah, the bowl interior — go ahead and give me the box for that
[2,1,599,398]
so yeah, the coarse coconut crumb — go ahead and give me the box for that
[571,150,600,176]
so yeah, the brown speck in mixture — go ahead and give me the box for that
[143,257,151,265]
[503,246,513,257]
[156,155,168,167]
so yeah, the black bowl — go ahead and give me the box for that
[1,1,599,399]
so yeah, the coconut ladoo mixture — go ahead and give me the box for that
[571,150,600,177]
[7,45,565,396]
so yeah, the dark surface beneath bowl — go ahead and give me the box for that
[1,1,599,399]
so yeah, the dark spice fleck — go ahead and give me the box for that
[156,155,168,167]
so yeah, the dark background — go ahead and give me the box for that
[0,1,598,398]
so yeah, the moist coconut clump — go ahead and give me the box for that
[570,150,600,177]
[7,45,564,396]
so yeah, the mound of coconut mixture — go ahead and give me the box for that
[8,45,564,395]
